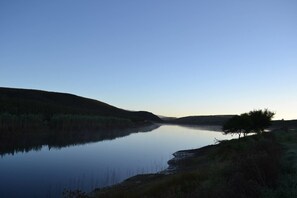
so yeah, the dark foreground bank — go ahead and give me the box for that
[65,128,297,198]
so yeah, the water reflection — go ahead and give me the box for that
[0,124,160,156]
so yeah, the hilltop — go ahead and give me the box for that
[0,87,161,122]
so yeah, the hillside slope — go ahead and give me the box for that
[0,87,161,122]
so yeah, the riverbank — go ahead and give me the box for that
[75,128,297,198]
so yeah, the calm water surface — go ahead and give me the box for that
[0,125,233,197]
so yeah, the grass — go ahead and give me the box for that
[261,129,297,198]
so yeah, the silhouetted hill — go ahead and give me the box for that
[169,115,235,125]
[169,114,297,129]
[271,119,297,129]
[0,87,161,122]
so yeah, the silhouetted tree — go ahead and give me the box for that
[248,109,274,134]
[223,109,274,138]
[222,113,252,138]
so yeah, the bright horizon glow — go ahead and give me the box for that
[1,1,296,120]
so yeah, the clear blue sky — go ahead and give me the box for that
[1,0,296,119]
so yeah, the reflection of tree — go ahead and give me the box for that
[0,124,160,156]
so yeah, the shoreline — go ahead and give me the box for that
[91,142,217,196]
[89,129,293,198]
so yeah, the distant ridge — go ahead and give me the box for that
[0,87,161,122]
[271,119,297,129]
[169,115,235,126]
[170,115,297,128]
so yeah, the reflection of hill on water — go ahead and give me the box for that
[0,124,160,156]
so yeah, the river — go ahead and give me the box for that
[0,124,233,197]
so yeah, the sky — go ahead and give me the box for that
[0,0,296,120]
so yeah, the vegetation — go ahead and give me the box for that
[0,87,162,149]
[262,129,297,198]
[249,109,275,134]
[0,113,45,134]
[0,113,135,134]
[0,87,161,125]
[222,109,274,138]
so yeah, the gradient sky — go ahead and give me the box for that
[1,0,296,119]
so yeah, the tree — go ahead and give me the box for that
[222,113,252,138]
[223,109,274,138]
[222,115,241,138]
[248,109,275,134]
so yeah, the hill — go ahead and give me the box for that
[0,87,162,133]
[169,115,235,125]
[0,87,161,122]
[0,87,162,154]
[169,115,297,130]
[271,119,297,129]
